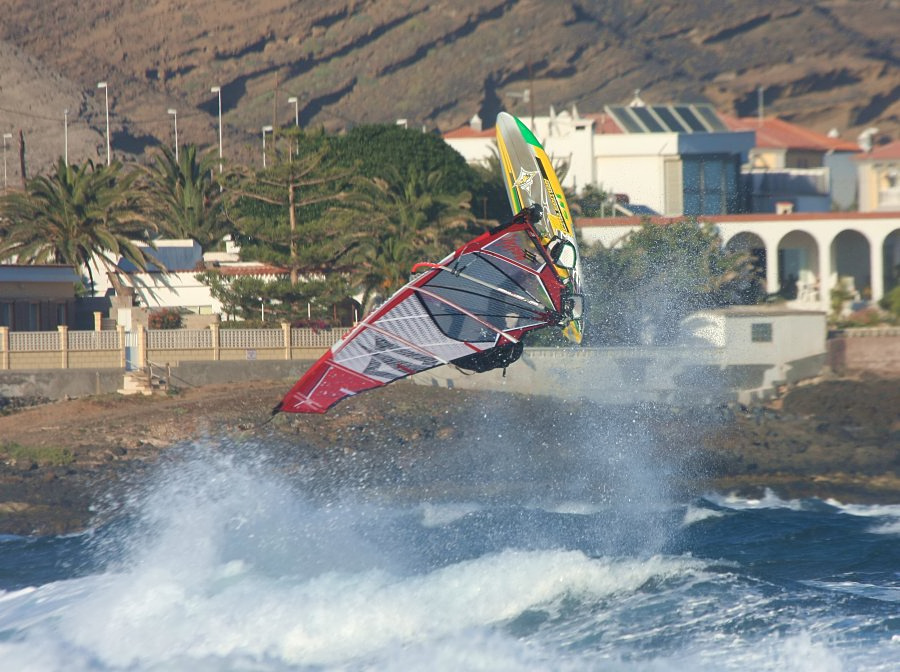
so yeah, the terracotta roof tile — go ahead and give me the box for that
[856,140,900,161]
[721,115,860,152]
[575,211,900,228]
[443,125,494,139]
[209,264,289,277]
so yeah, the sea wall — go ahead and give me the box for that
[412,347,826,406]
[0,361,314,399]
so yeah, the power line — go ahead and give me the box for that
[0,103,211,126]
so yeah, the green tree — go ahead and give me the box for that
[571,183,613,217]
[332,167,477,311]
[197,272,351,324]
[224,149,352,290]
[582,218,753,345]
[0,157,154,294]
[141,144,229,249]
[326,124,478,195]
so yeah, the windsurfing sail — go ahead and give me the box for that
[276,205,576,414]
[495,112,584,343]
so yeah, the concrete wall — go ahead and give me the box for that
[0,360,318,400]
[412,345,825,406]
[0,369,126,399]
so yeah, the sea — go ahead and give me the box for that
[1,420,899,672]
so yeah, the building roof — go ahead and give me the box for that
[443,125,494,139]
[722,115,860,153]
[575,210,900,229]
[117,239,203,273]
[0,264,79,283]
[855,139,900,161]
[209,263,289,277]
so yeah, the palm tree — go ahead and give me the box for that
[336,168,477,311]
[0,157,155,295]
[141,144,228,249]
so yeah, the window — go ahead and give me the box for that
[682,154,740,216]
[26,303,40,331]
[0,302,12,328]
[751,323,773,343]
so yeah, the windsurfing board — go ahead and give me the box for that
[495,112,584,343]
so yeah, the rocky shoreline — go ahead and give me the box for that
[0,375,898,536]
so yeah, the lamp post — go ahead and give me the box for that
[210,85,223,174]
[167,108,178,161]
[97,82,110,165]
[262,125,273,168]
[287,97,300,158]
[2,133,11,192]
[64,109,69,165]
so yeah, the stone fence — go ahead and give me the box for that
[0,324,344,371]
[826,327,900,375]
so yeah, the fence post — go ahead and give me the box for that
[282,322,291,360]
[93,311,102,331]
[58,325,69,369]
[210,323,220,361]
[138,327,148,369]
[0,326,8,370]
[117,325,126,369]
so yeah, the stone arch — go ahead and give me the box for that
[777,230,819,301]
[724,231,767,301]
[884,228,900,294]
[831,230,871,301]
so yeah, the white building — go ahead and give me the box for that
[856,140,900,212]
[88,239,289,327]
[723,115,861,212]
[578,211,900,312]
[444,100,754,217]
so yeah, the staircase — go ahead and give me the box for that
[117,368,167,396]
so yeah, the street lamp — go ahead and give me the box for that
[287,96,299,127]
[97,81,110,165]
[167,108,178,161]
[262,125,273,168]
[210,85,223,173]
[64,109,69,165]
[2,133,11,192]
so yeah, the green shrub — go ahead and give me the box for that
[0,442,74,467]
[879,286,900,318]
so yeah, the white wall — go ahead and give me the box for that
[594,154,666,213]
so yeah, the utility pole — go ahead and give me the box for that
[529,62,535,129]
[272,70,279,161]
[18,130,27,189]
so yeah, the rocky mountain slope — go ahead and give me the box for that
[0,0,897,177]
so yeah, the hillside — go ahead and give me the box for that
[0,0,897,176]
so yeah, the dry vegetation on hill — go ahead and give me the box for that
[0,0,897,175]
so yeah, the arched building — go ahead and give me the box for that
[577,212,900,312]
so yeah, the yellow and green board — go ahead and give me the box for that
[495,112,583,343]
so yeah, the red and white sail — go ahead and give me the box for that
[277,206,569,414]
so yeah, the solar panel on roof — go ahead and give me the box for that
[674,106,707,132]
[606,106,645,133]
[654,107,688,133]
[633,107,666,132]
[694,105,726,131]
[606,103,726,134]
